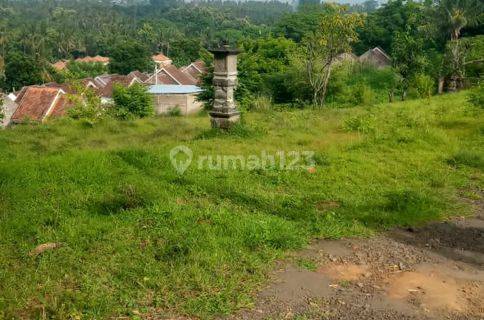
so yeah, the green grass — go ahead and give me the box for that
[0,92,482,319]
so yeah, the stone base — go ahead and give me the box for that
[209,111,241,129]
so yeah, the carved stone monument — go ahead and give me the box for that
[209,45,242,129]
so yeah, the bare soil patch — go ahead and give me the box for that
[227,195,484,320]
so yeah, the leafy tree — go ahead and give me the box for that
[109,41,154,75]
[276,4,338,43]
[237,37,297,104]
[464,35,484,84]
[300,8,363,106]
[391,31,428,100]
[67,84,104,122]
[64,61,108,80]
[3,52,43,91]
[112,83,153,119]
[355,0,426,54]
[432,0,483,90]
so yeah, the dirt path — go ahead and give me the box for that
[228,196,484,320]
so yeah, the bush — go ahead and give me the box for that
[413,74,434,99]
[67,85,105,122]
[249,95,272,112]
[168,106,182,117]
[349,83,375,106]
[343,113,376,134]
[468,84,484,108]
[112,83,153,120]
[326,62,398,106]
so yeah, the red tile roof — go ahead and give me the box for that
[44,79,98,94]
[146,65,197,85]
[11,86,68,123]
[152,53,172,63]
[52,60,68,70]
[75,55,110,64]
[97,74,143,98]
[128,71,149,82]
[181,60,208,84]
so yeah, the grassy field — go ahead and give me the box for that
[0,92,482,319]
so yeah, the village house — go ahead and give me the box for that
[148,84,203,115]
[359,47,391,68]
[44,78,99,94]
[9,86,71,124]
[152,53,173,67]
[181,60,207,84]
[75,55,110,65]
[334,52,358,64]
[94,73,144,104]
[52,60,69,71]
[145,64,198,86]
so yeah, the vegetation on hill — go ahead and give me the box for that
[0,0,481,106]
[0,92,482,318]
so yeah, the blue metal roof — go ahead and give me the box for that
[148,85,203,94]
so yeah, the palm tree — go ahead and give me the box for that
[435,0,482,41]
[434,0,483,91]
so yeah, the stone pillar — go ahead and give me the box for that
[209,46,242,129]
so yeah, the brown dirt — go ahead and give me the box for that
[226,194,484,320]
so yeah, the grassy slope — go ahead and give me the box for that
[0,92,482,319]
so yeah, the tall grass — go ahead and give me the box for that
[0,92,482,319]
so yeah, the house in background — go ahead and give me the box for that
[52,60,69,71]
[128,71,149,83]
[181,60,207,84]
[145,64,198,86]
[148,85,203,115]
[94,73,144,104]
[152,53,173,67]
[44,78,99,94]
[334,52,358,65]
[359,47,391,68]
[10,86,71,124]
[75,55,110,66]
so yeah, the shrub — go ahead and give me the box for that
[413,74,435,99]
[349,83,375,106]
[343,113,376,134]
[112,83,153,120]
[67,85,105,122]
[168,106,182,117]
[249,95,272,112]
[468,84,484,108]
[326,62,398,106]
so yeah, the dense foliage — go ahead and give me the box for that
[0,0,482,103]
[112,83,153,119]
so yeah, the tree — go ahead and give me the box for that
[109,41,154,75]
[64,61,108,80]
[433,0,483,91]
[391,31,428,100]
[301,8,363,107]
[3,52,43,91]
[112,83,153,119]
[355,0,426,54]
[0,54,5,87]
